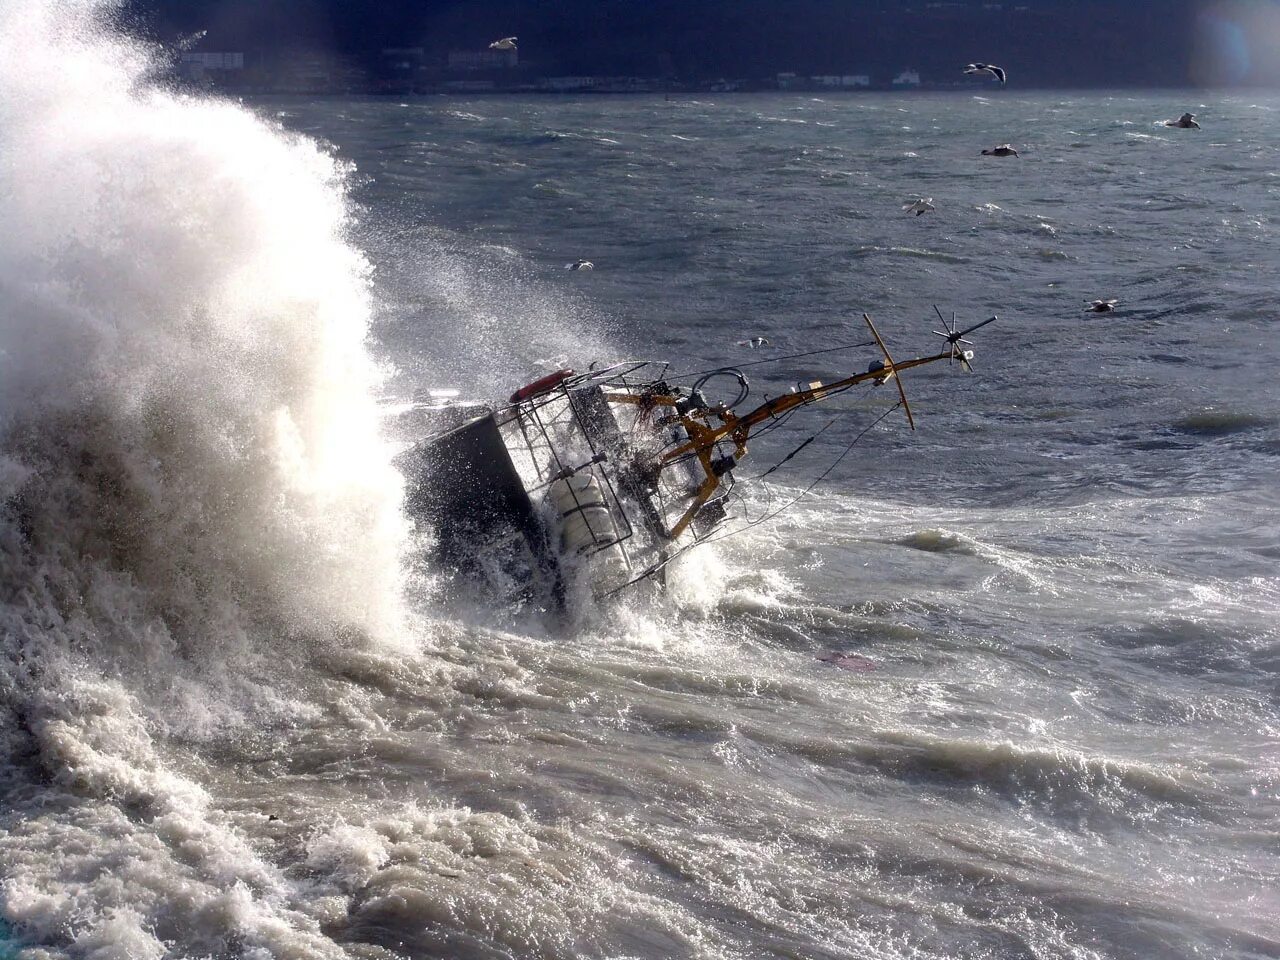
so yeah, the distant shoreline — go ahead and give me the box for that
[212,84,1247,99]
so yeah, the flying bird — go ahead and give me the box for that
[565,259,593,271]
[737,337,770,349]
[982,144,1020,157]
[964,63,1007,85]
[1164,112,1201,129]
[489,36,517,51]
[903,198,936,216]
[1085,299,1119,312]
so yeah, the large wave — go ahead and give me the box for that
[0,0,409,682]
[0,3,411,953]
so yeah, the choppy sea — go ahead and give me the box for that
[1,6,1277,959]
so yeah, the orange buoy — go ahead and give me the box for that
[510,369,575,404]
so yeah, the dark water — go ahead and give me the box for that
[1,16,1277,956]
[256,91,1280,959]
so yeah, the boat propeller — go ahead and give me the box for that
[933,306,996,372]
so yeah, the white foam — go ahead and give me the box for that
[0,1,410,661]
[0,2,416,952]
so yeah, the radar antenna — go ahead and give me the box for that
[933,305,997,373]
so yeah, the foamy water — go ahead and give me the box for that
[1,5,1278,959]
[0,4,410,955]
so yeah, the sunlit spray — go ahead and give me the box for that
[0,0,409,677]
[0,5,412,950]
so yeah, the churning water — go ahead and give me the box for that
[1,3,1277,959]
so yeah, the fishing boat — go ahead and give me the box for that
[400,312,994,613]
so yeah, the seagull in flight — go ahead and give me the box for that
[981,144,1020,157]
[489,36,517,51]
[1085,299,1119,312]
[737,337,770,349]
[1164,112,1200,129]
[903,198,936,216]
[565,259,593,271]
[964,63,1007,85]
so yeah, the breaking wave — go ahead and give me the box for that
[850,245,971,264]
[0,2,410,952]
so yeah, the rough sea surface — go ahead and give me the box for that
[1,5,1277,960]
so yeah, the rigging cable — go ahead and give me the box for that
[669,339,877,380]
[702,401,903,547]
[752,415,842,482]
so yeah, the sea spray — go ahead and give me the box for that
[0,0,408,671]
[0,2,411,953]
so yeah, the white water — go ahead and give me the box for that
[0,3,412,954]
[3,5,1278,960]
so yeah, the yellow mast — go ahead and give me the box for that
[609,313,979,539]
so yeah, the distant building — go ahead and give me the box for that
[378,47,426,91]
[776,72,800,90]
[178,51,244,85]
[533,76,656,93]
[381,47,425,71]
[595,77,658,93]
[270,53,364,93]
[813,74,871,88]
[892,69,922,88]
[447,49,517,71]
[538,76,598,91]
[181,52,244,71]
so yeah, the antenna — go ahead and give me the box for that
[933,305,996,372]
[862,313,915,430]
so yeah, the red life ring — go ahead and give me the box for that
[509,369,575,404]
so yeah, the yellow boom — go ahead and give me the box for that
[608,313,966,539]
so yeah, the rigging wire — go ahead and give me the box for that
[701,402,903,547]
[669,339,878,380]
[752,415,842,482]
